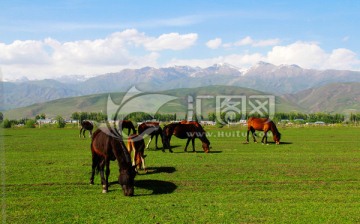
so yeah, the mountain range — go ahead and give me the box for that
[3,83,360,120]
[1,62,360,113]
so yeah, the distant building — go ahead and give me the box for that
[36,118,53,124]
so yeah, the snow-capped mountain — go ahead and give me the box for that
[1,62,360,110]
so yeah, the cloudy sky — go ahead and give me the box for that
[1,0,360,80]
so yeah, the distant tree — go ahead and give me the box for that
[71,112,80,121]
[2,119,11,128]
[0,112,3,122]
[79,112,88,122]
[55,115,66,128]
[25,119,36,128]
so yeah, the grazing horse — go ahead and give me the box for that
[162,122,210,153]
[118,120,136,136]
[245,117,281,145]
[127,134,146,172]
[80,120,94,138]
[90,128,137,196]
[138,122,163,149]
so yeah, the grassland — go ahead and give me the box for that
[2,125,360,223]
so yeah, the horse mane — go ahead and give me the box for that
[270,121,281,138]
[99,127,131,165]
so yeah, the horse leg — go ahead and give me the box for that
[155,134,159,149]
[168,135,173,153]
[99,160,107,193]
[184,138,191,152]
[192,138,195,152]
[262,131,268,145]
[251,128,257,143]
[246,129,250,143]
[146,135,153,149]
[104,160,110,193]
[80,128,83,138]
[90,152,97,185]
[89,130,92,138]
[140,155,146,171]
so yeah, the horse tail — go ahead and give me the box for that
[126,137,136,165]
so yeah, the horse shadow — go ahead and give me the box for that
[134,179,177,195]
[173,150,222,154]
[144,166,176,175]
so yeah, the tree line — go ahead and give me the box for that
[1,111,360,128]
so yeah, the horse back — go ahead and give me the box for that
[247,117,270,131]
[173,123,198,139]
[138,122,160,135]
[91,129,120,161]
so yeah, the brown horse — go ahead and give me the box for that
[127,134,146,172]
[80,120,94,138]
[245,117,281,144]
[162,122,210,153]
[118,120,136,136]
[138,122,163,149]
[90,128,137,196]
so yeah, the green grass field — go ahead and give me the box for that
[2,125,360,223]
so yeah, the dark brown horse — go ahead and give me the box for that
[80,120,94,138]
[245,117,281,144]
[118,120,136,136]
[127,134,146,172]
[90,128,137,196]
[138,122,163,149]
[162,122,210,153]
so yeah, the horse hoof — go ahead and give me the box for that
[102,189,108,193]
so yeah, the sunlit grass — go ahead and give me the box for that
[3,125,360,223]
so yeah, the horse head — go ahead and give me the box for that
[119,164,137,196]
[201,138,210,153]
[273,132,281,145]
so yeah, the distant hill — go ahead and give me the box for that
[281,82,360,114]
[2,62,360,110]
[3,85,302,119]
[5,83,360,120]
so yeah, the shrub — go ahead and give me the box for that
[25,119,36,128]
[55,115,66,128]
[2,119,12,128]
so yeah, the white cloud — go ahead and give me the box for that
[230,36,280,48]
[206,38,222,49]
[1,31,359,81]
[266,41,360,70]
[144,33,198,51]
[0,29,197,80]
[234,36,254,46]
[267,41,327,68]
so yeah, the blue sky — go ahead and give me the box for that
[1,0,360,80]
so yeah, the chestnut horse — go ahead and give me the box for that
[90,128,137,196]
[127,134,146,172]
[118,120,136,136]
[80,120,94,138]
[245,117,281,144]
[138,122,163,149]
[162,122,210,153]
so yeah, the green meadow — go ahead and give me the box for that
[2,125,360,223]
